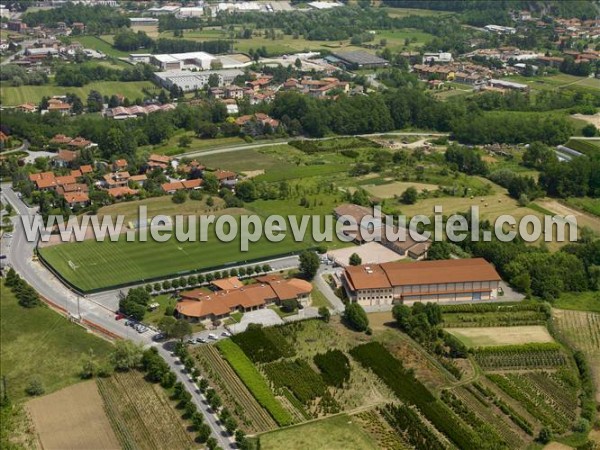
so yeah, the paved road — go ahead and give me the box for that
[315,266,346,313]
[0,184,235,449]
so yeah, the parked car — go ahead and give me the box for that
[196,337,207,343]
[186,339,195,344]
[153,333,165,341]
[115,313,125,320]
[221,331,231,337]
[208,333,218,340]
[124,320,132,327]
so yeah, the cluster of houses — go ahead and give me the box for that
[26,134,240,208]
[176,274,313,322]
[104,103,176,120]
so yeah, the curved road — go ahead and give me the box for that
[1,184,235,449]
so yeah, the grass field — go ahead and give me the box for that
[364,181,442,198]
[38,212,314,291]
[97,370,196,449]
[0,80,155,106]
[501,73,597,93]
[258,413,378,450]
[72,35,130,58]
[564,138,600,157]
[446,326,555,348]
[554,292,600,313]
[27,381,120,450]
[139,131,247,157]
[0,280,113,400]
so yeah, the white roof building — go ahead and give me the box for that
[155,69,244,92]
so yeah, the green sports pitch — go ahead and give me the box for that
[38,221,321,292]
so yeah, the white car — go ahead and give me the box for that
[221,331,231,337]
[208,333,218,340]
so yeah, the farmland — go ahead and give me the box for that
[258,413,379,450]
[216,339,294,426]
[0,80,156,106]
[97,370,196,450]
[0,280,112,401]
[553,309,600,401]
[445,325,554,347]
[27,381,120,450]
[192,344,278,433]
[471,343,568,371]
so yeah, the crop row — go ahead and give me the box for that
[353,409,407,450]
[487,373,571,433]
[440,389,506,447]
[264,359,328,405]
[313,349,351,388]
[525,372,578,419]
[471,381,534,436]
[380,404,448,450]
[350,342,478,449]
[473,345,567,370]
[440,302,547,314]
[231,325,295,364]
[194,345,277,433]
[217,339,293,426]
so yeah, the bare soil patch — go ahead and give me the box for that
[27,381,120,450]
[445,326,554,347]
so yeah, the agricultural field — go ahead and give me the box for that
[139,131,248,157]
[445,325,554,348]
[553,309,600,401]
[536,198,600,232]
[27,381,120,450]
[0,80,156,106]
[441,302,549,327]
[97,370,196,450]
[258,413,379,450]
[192,344,278,433]
[0,280,112,401]
[564,138,600,157]
[472,343,568,371]
[500,73,596,93]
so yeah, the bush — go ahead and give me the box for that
[343,302,369,332]
[26,378,45,396]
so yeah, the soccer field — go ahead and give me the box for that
[0,81,156,106]
[38,221,315,292]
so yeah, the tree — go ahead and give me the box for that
[299,251,320,280]
[400,186,418,204]
[203,173,219,194]
[318,306,331,322]
[426,241,452,260]
[179,135,192,147]
[349,253,362,266]
[159,317,193,341]
[343,302,369,332]
[197,423,211,443]
[111,340,144,371]
[208,73,220,88]
[538,427,552,444]
[206,437,218,450]
[582,123,597,137]
[294,57,302,69]
[172,189,187,204]
[86,90,103,112]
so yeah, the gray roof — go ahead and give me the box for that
[331,51,388,65]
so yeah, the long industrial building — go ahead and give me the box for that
[154,69,244,91]
[342,258,502,307]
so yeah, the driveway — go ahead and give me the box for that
[228,308,283,333]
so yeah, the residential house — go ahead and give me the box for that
[107,186,138,198]
[113,159,128,171]
[53,149,79,168]
[129,174,147,187]
[176,275,312,321]
[15,103,37,113]
[147,154,172,170]
[63,191,90,209]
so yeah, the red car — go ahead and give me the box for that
[115,313,125,320]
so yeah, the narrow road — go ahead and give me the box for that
[0,184,236,450]
[178,131,449,159]
[315,266,345,313]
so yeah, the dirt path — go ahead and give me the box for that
[536,198,600,232]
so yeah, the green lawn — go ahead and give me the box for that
[310,283,332,309]
[258,413,378,450]
[0,280,113,401]
[554,291,600,313]
[139,131,247,157]
[72,35,130,58]
[145,294,206,332]
[38,214,315,292]
[0,80,156,106]
[564,197,600,217]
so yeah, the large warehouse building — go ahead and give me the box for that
[155,69,244,91]
[342,258,502,307]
